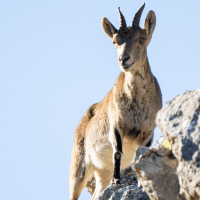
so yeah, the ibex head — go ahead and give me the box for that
[102,3,156,72]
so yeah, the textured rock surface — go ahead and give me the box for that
[98,184,150,200]
[133,146,181,200]
[156,89,200,199]
[97,167,150,200]
[86,167,140,195]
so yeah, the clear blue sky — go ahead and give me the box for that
[1,0,200,200]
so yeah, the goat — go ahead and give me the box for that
[69,3,162,200]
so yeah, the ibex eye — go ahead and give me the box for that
[140,38,145,43]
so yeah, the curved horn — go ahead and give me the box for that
[118,7,127,29]
[132,3,145,27]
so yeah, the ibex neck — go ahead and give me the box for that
[124,58,151,89]
[114,58,153,105]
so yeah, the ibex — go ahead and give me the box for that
[69,3,162,200]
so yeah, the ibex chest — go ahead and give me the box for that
[114,86,156,130]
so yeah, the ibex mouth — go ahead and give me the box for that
[123,62,134,70]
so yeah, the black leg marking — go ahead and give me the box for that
[114,152,121,180]
[146,138,152,147]
[112,129,122,183]
[114,129,122,152]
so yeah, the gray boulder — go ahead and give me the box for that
[156,89,200,199]
[97,167,150,200]
[133,146,182,200]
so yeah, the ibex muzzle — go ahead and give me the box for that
[69,3,162,200]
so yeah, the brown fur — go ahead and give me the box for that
[69,5,162,200]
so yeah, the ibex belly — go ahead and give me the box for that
[89,140,113,169]
[88,135,138,170]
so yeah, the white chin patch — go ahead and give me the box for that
[119,65,126,72]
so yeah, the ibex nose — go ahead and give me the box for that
[119,55,130,65]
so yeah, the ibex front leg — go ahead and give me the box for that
[110,129,123,185]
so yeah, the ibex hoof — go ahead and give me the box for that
[110,178,121,185]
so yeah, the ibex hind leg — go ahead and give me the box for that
[69,161,94,200]
[92,168,113,200]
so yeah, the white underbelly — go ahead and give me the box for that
[88,138,138,170]
[89,141,113,169]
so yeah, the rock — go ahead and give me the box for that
[97,167,150,200]
[156,89,200,199]
[98,185,150,200]
[89,167,150,200]
[86,167,139,195]
[133,146,181,200]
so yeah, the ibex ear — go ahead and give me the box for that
[102,17,118,39]
[143,11,156,45]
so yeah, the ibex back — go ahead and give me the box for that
[69,3,162,200]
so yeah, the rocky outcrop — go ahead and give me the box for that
[156,89,200,199]
[87,167,150,200]
[97,167,150,200]
[133,89,200,200]
[87,167,150,199]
